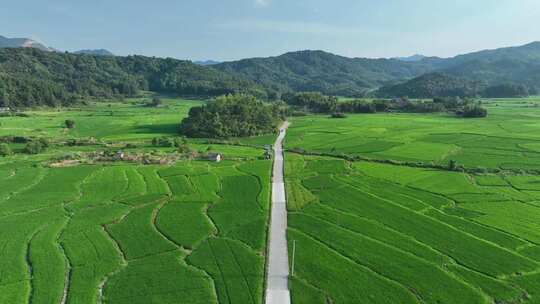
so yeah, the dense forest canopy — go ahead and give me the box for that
[376,73,532,99]
[482,84,530,98]
[179,94,284,138]
[215,50,433,97]
[376,73,486,98]
[0,48,265,107]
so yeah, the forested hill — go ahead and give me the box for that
[0,48,265,107]
[3,41,540,106]
[215,42,540,97]
[376,73,485,98]
[214,50,434,97]
[377,73,531,99]
[376,41,540,98]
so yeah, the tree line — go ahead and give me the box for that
[283,92,488,118]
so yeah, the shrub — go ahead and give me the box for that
[0,136,30,143]
[65,119,76,129]
[149,97,163,107]
[177,144,193,154]
[152,137,174,147]
[330,113,347,119]
[37,138,49,148]
[291,111,308,117]
[449,160,457,171]
[173,137,187,148]
[24,140,47,154]
[0,143,12,156]
[461,105,488,118]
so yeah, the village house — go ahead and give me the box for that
[115,150,126,160]
[0,107,10,113]
[207,153,222,162]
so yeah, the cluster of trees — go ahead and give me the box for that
[151,136,194,154]
[0,48,265,107]
[24,138,49,154]
[281,92,389,114]
[152,136,187,148]
[282,92,339,113]
[0,136,51,155]
[180,94,283,138]
[460,104,488,118]
[282,92,487,118]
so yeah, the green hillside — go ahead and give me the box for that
[0,48,265,107]
[216,42,540,98]
[215,50,433,97]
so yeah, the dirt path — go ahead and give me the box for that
[265,122,291,304]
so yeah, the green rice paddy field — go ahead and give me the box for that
[286,98,540,304]
[0,99,273,304]
[287,98,540,170]
[4,97,540,303]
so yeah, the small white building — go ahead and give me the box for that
[0,107,10,113]
[207,153,222,162]
[115,151,126,160]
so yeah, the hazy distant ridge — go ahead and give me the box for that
[0,35,54,52]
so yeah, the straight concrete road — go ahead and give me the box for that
[265,122,291,304]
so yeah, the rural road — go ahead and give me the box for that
[265,122,291,304]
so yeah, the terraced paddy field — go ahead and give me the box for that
[285,98,540,303]
[0,160,272,304]
[287,156,540,303]
[0,98,274,304]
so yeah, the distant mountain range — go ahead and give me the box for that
[0,35,55,52]
[0,35,114,56]
[2,33,540,101]
[215,42,540,97]
[377,42,540,97]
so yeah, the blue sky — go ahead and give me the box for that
[2,0,540,61]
